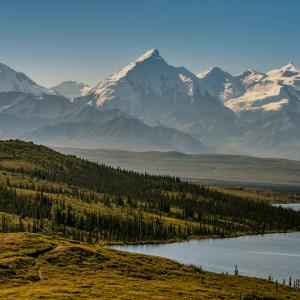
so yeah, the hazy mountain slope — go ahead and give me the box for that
[0,92,76,119]
[24,116,209,153]
[236,111,300,160]
[56,147,300,188]
[0,91,210,153]
[0,91,129,124]
[52,106,130,124]
[76,49,232,118]
[51,80,90,100]
[0,113,44,138]
[157,110,245,150]
[0,63,56,94]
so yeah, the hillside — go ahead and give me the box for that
[56,147,300,188]
[1,233,299,299]
[0,140,299,244]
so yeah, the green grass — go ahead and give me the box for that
[0,232,299,300]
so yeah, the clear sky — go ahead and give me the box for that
[1,0,299,87]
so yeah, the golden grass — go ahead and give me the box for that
[0,159,37,170]
[208,184,300,204]
[0,233,299,299]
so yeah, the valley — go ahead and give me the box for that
[1,50,300,298]
[2,1,300,299]
[0,140,300,299]
[57,147,300,190]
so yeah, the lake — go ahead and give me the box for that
[272,203,300,211]
[111,204,300,282]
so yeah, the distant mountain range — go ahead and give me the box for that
[226,63,300,120]
[24,116,208,153]
[50,80,90,100]
[0,50,299,159]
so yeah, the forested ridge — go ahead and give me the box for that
[0,140,299,243]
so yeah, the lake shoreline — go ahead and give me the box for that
[106,229,299,246]
[107,203,300,246]
[110,231,300,283]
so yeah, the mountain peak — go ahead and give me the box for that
[210,66,223,72]
[236,69,267,88]
[267,62,299,78]
[237,69,266,79]
[136,49,161,62]
[51,80,90,100]
[0,62,57,95]
[243,69,263,75]
[55,80,89,87]
[280,62,297,71]
[197,66,228,79]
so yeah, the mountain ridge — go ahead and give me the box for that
[0,51,299,159]
[0,62,57,95]
[24,115,209,153]
[77,49,232,118]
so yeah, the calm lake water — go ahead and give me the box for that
[112,204,300,282]
[272,203,300,211]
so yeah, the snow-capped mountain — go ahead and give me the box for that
[194,63,300,119]
[0,53,299,160]
[197,67,244,102]
[236,69,267,88]
[267,63,300,90]
[226,63,300,119]
[51,80,90,100]
[0,90,210,155]
[0,63,56,95]
[76,49,232,118]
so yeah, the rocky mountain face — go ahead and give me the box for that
[197,67,245,102]
[226,63,300,120]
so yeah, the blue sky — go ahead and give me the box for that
[1,0,299,87]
